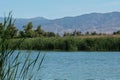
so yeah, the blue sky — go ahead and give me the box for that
[0,0,120,19]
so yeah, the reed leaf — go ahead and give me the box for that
[0,12,45,80]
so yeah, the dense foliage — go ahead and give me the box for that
[0,19,120,51]
[1,21,120,38]
[7,36,120,51]
[0,22,59,38]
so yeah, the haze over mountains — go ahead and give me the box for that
[0,12,120,34]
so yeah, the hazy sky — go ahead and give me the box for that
[0,0,120,19]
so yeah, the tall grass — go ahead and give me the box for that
[9,36,120,51]
[0,12,45,80]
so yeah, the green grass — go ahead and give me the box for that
[6,35,120,51]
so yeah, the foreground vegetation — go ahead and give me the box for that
[0,12,45,80]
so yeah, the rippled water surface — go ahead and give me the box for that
[16,51,120,80]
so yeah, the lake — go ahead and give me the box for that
[13,51,120,80]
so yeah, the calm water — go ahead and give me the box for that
[15,51,120,80]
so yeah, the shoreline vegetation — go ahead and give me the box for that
[8,36,120,51]
[0,17,120,51]
[0,12,120,80]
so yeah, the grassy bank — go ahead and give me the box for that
[7,35,120,51]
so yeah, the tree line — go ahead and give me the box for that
[0,21,120,51]
[0,22,59,38]
[0,21,120,39]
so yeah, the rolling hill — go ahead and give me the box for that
[0,12,120,34]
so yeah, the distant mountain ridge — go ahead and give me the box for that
[0,12,120,34]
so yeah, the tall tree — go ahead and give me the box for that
[35,25,45,37]
[6,24,18,38]
[0,23,3,37]
[24,22,34,38]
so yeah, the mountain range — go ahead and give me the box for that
[0,12,120,34]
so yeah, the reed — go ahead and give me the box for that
[9,36,120,51]
[0,12,45,80]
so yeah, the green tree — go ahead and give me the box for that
[19,31,25,38]
[0,22,18,38]
[0,23,3,37]
[64,32,71,36]
[6,24,18,38]
[45,32,56,37]
[34,25,45,37]
[24,22,35,38]
[85,31,90,35]
[76,31,81,36]
[113,30,120,35]
[91,31,97,35]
